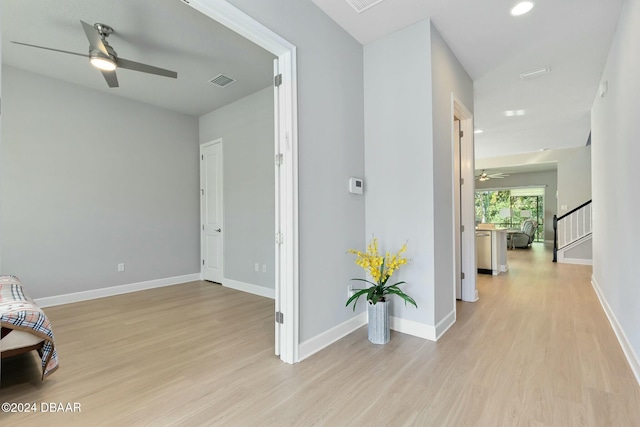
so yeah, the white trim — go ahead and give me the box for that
[452,95,476,304]
[34,273,201,308]
[188,0,299,364]
[298,313,367,361]
[556,256,593,266]
[390,316,436,341]
[390,309,456,341]
[591,276,640,386]
[223,278,275,299]
[435,309,457,339]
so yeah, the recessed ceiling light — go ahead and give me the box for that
[505,110,526,117]
[510,1,535,16]
[474,129,484,134]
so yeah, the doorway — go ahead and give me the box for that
[201,139,224,283]
[187,0,299,363]
[452,96,477,303]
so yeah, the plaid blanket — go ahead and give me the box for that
[0,275,58,380]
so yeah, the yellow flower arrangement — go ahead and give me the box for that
[346,237,417,311]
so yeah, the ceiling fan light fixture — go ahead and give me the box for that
[510,1,535,16]
[90,52,116,71]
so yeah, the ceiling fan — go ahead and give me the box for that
[11,20,177,88]
[476,170,509,181]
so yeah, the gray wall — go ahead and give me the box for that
[364,20,473,329]
[364,20,435,323]
[430,23,474,323]
[0,66,200,298]
[475,170,558,241]
[227,0,365,342]
[591,0,640,375]
[199,87,275,290]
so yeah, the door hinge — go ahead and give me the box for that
[201,189,204,196]
[202,224,204,231]
[275,311,284,324]
[274,74,283,87]
[460,130,464,138]
[461,178,464,185]
[201,154,204,160]
[461,225,465,232]
[202,259,205,266]
[461,272,465,280]
[276,232,284,245]
[275,153,283,167]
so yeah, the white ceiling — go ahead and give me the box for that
[2,0,625,161]
[1,0,276,117]
[312,0,624,159]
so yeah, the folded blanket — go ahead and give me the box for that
[0,275,59,380]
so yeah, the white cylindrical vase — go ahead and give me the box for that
[367,300,390,344]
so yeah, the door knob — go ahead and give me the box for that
[215,228,221,232]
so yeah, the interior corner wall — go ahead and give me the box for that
[429,23,474,324]
[226,0,365,342]
[0,66,200,298]
[199,87,275,290]
[364,20,435,326]
[591,0,640,379]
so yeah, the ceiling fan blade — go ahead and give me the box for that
[117,57,177,79]
[80,20,109,56]
[10,41,88,58]
[101,70,119,88]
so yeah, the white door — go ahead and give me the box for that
[201,140,223,283]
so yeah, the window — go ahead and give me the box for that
[475,187,545,242]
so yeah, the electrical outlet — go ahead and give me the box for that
[254,263,259,272]
[262,264,267,273]
[117,263,125,272]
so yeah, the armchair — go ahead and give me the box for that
[510,219,537,248]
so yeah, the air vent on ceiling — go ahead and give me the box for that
[345,0,386,14]
[209,74,236,87]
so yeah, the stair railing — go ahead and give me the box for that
[553,200,592,262]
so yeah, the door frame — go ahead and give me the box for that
[200,139,224,283]
[187,0,299,364]
[452,95,477,303]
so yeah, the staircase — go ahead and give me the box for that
[553,200,592,265]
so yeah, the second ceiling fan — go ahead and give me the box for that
[476,170,509,181]
[12,20,177,88]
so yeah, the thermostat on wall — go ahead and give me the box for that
[349,177,364,194]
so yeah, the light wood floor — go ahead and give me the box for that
[2,244,639,426]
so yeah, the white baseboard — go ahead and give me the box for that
[557,255,593,266]
[222,278,275,299]
[435,309,456,339]
[34,273,202,308]
[591,276,640,387]
[299,308,458,361]
[298,312,367,361]
[390,316,436,341]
